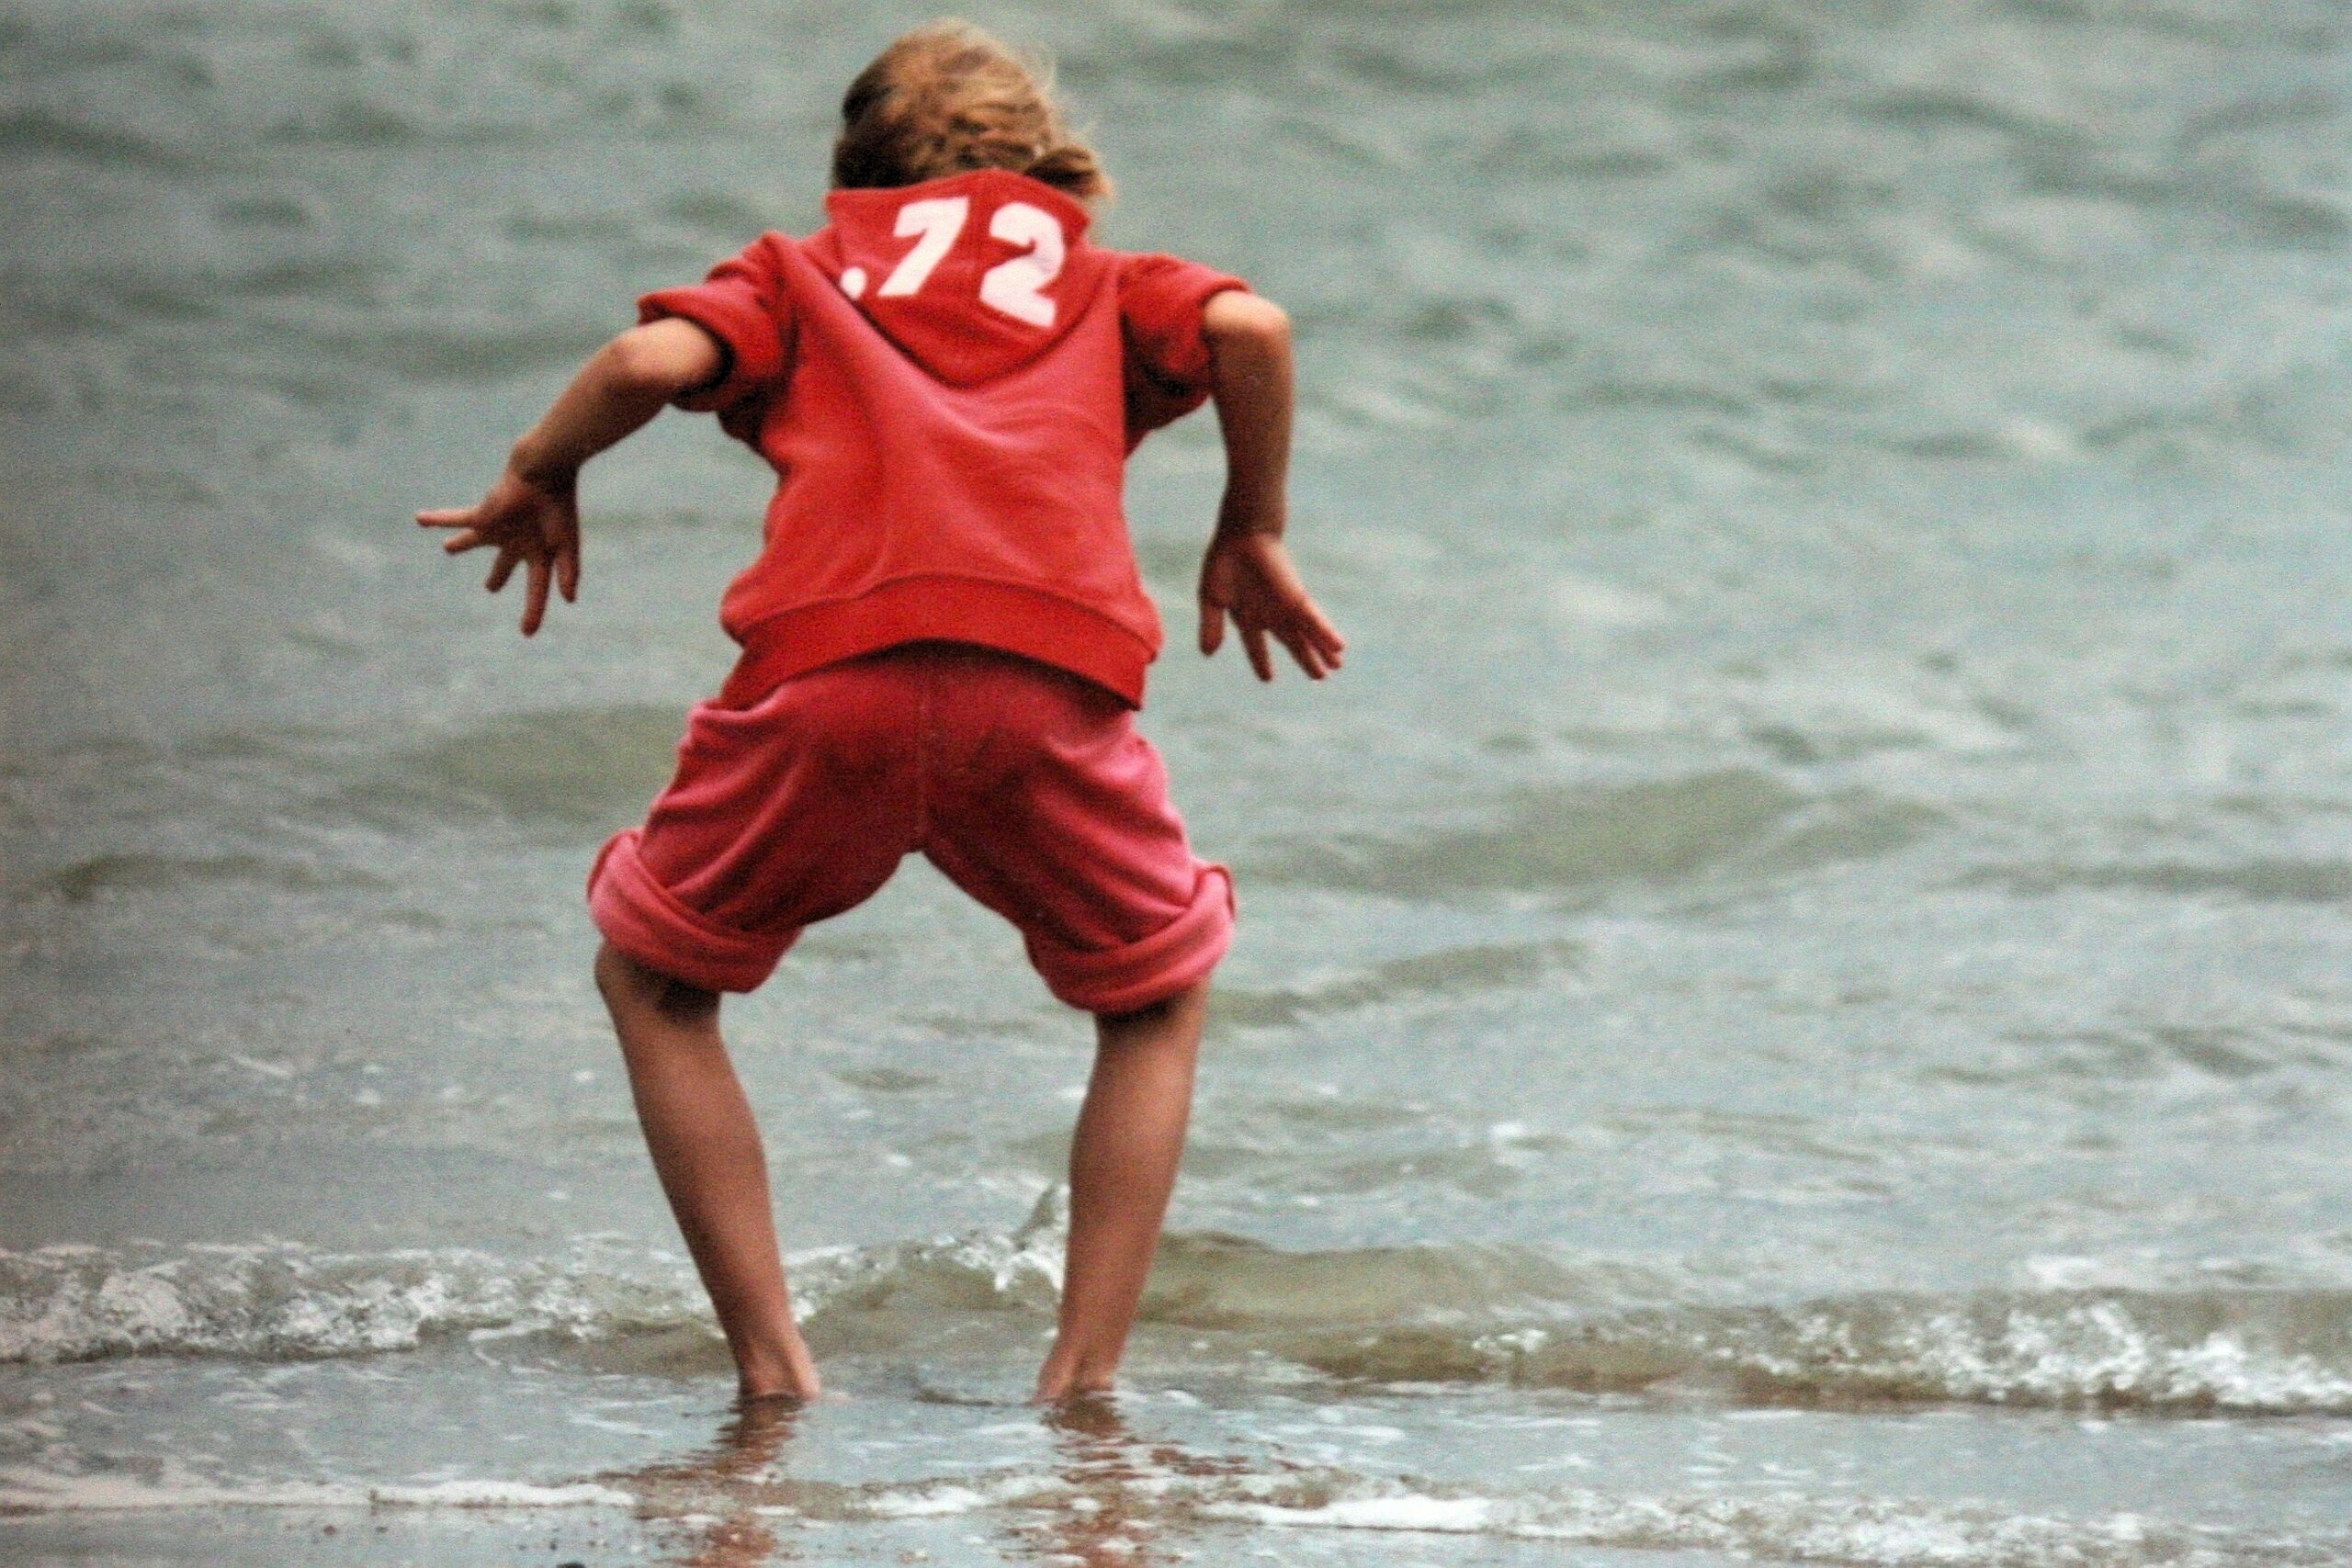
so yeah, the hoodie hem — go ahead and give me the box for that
[717,577,1156,710]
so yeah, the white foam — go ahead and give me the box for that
[1739,1294,2352,1414]
[860,1474,1059,1518]
[0,1466,637,1516]
[0,1467,362,1512]
[789,1186,1070,1325]
[10,1456,2341,1564]
[1221,1495,1498,1533]
[863,1483,995,1518]
[1211,1479,2346,1567]
[0,1201,1081,1370]
[0,1240,707,1364]
[368,1481,635,1508]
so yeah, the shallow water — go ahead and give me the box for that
[4,0,2352,1562]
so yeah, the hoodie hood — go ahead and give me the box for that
[813,168,1113,388]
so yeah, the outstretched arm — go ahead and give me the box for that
[1195,291,1345,681]
[416,317,724,636]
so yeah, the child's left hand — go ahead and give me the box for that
[1197,528,1345,681]
[416,468,582,637]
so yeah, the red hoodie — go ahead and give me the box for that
[636,168,1248,708]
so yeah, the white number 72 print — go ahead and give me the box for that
[847,196,1067,328]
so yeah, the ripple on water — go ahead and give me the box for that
[1215,939,1585,1028]
[309,321,616,385]
[322,704,682,836]
[1262,771,1941,897]
[34,853,390,905]
[0,107,193,172]
[1962,859,2352,903]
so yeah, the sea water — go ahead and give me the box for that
[4,0,2351,1562]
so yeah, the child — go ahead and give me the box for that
[418,19,1341,1404]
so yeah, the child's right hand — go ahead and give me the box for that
[412,318,724,637]
[1197,526,1345,681]
[416,467,582,637]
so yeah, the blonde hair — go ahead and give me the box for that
[832,20,1112,203]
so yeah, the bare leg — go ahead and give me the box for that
[1035,979,1209,1402]
[594,942,820,1402]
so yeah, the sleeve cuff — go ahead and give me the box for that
[1143,276,1250,392]
[1120,256,1252,446]
[636,281,786,411]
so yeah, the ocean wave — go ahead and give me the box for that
[0,1195,1069,1366]
[0,1239,707,1364]
[1714,1291,2352,1413]
[9,1218,2351,1416]
[1276,1287,2352,1416]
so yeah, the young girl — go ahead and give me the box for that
[419,20,1341,1404]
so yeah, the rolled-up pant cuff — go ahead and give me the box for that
[1028,863,1235,1015]
[587,829,795,994]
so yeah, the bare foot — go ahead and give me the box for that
[1033,1352,1115,1405]
[736,1331,822,1405]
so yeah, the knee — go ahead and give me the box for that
[1096,993,1174,1030]
[1093,977,1211,1048]
[593,940,647,1006]
[594,941,720,1023]
[1101,976,1210,1021]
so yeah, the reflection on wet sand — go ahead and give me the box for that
[996,1394,1243,1566]
[602,1397,800,1568]
[598,1392,1290,1566]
